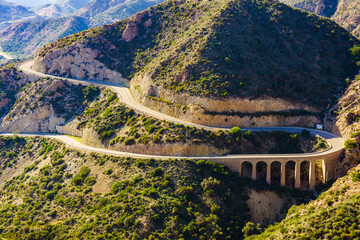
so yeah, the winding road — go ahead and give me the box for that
[16,61,344,162]
[0,49,13,60]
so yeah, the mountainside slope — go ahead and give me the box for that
[280,0,360,38]
[248,164,360,239]
[33,0,359,127]
[332,0,360,38]
[0,135,312,239]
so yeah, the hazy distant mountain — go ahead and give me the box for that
[0,0,38,30]
[35,0,91,18]
[88,0,163,27]
[280,0,360,38]
[0,16,89,57]
[0,0,164,58]
[4,0,56,7]
[280,0,338,18]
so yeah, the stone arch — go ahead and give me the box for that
[241,161,253,178]
[300,161,310,189]
[270,161,281,185]
[285,161,296,188]
[256,161,267,182]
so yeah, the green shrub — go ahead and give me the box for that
[124,137,135,145]
[242,222,261,237]
[151,168,164,178]
[344,139,358,150]
[72,166,91,186]
[82,85,100,101]
[230,127,242,138]
[45,190,57,200]
[6,152,17,158]
[350,131,360,138]
[352,170,360,182]
[111,180,128,193]
[85,176,96,186]
[107,93,116,103]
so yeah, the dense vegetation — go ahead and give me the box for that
[248,165,360,239]
[38,0,358,108]
[0,136,311,239]
[77,88,326,154]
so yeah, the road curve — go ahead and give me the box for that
[16,61,344,159]
[0,50,13,60]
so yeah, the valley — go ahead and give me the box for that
[0,0,359,239]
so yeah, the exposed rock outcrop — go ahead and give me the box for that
[33,43,128,86]
[0,79,85,133]
[82,127,228,156]
[131,74,321,128]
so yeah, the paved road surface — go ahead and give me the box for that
[17,61,344,159]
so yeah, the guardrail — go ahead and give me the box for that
[56,125,82,137]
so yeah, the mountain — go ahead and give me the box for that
[34,0,91,18]
[0,0,38,30]
[0,16,89,58]
[88,0,164,27]
[280,0,360,38]
[33,0,359,128]
[332,0,360,38]
[4,0,56,7]
[280,0,338,17]
[0,0,164,58]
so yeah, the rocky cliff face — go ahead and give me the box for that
[81,127,228,156]
[0,78,85,132]
[131,74,321,128]
[33,43,128,85]
[326,75,360,176]
[0,65,30,118]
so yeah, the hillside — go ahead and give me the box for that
[0,135,313,239]
[33,0,359,127]
[0,65,30,118]
[71,88,326,156]
[247,164,360,239]
[280,0,360,38]
[0,74,324,156]
[332,0,360,39]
